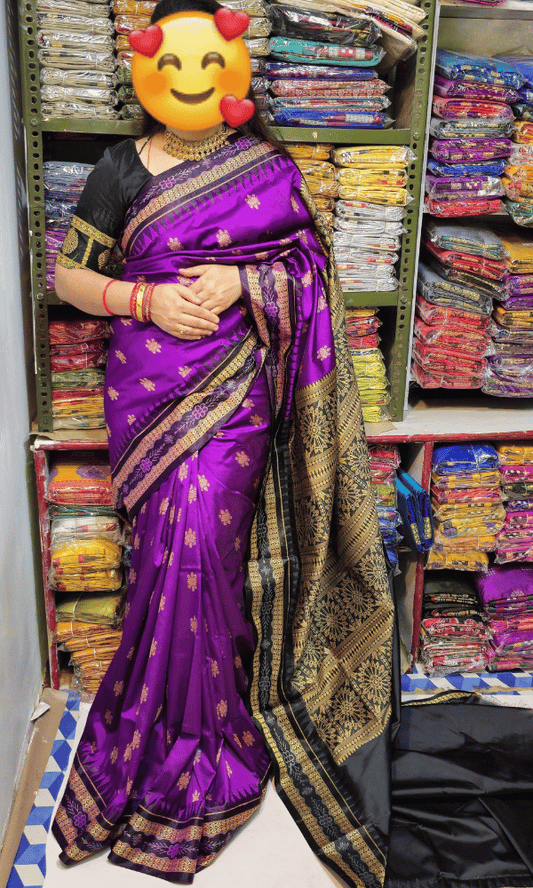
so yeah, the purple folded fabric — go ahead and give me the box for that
[429,137,513,163]
[476,563,533,603]
[504,273,533,295]
[433,75,519,103]
[499,295,533,309]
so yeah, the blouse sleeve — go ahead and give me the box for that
[56,139,151,274]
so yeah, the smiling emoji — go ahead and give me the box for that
[130,10,254,131]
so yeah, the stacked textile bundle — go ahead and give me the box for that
[426,50,523,217]
[483,230,533,397]
[496,443,533,563]
[112,0,155,118]
[37,0,118,120]
[414,222,500,389]
[332,146,412,292]
[476,563,533,670]
[345,308,390,422]
[368,444,401,569]
[49,318,109,429]
[47,453,125,693]
[265,6,390,129]
[286,143,337,234]
[426,443,504,573]
[497,56,533,226]
[419,570,490,674]
[44,161,94,291]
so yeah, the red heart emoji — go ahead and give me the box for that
[129,25,163,57]
[214,7,250,40]
[220,95,255,127]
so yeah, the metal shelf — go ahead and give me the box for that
[273,127,411,145]
[440,0,533,17]
[41,119,144,136]
[344,291,399,308]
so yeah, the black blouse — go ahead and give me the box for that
[57,139,151,274]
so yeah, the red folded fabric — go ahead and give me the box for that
[416,294,490,330]
[413,317,490,355]
[423,238,506,280]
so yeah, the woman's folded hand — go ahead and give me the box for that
[178,264,242,315]
[150,283,220,339]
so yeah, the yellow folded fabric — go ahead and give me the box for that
[113,0,157,13]
[497,444,533,465]
[55,591,123,626]
[431,470,501,489]
[432,503,506,522]
[425,550,489,571]
[497,230,533,272]
[286,143,333,161]
[53,569,123,592]
[52,539,122,570]
[432,533,498,553]
[336,168,408,188]
[337,185,410,205]
[333,146,413,167]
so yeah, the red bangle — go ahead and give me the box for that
[102,280,115,316]
[130,282,140,320]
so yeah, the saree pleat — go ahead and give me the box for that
[53,131,394,885]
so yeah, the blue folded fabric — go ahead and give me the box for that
[426,158,507,178]
[396,469,434,553]
[432,443,499,475]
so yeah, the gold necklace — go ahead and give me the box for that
[163,124,228,161]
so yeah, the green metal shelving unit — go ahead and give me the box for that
[18,0,437,428]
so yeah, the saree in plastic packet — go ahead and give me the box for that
[286,142,333,160]
[417,263,494,314]
[268,36,385,66]
[52,132,395,885]
[497,229,533,272]
[497,294,533,310]
[435,49,526,88]
[55,590,124,626]
[425,174,504,200]
[332,145,414,167]
[432,485,502,505]
[337,167,407,187]
[395,468,434,552]
[425,549,489,570]
[338,184,410,204]
[47,455,114,506]
[272,108,392,127]
[41,102,119,120]
[502,176,533,199]
[43,160,94,197]
[493,306,533,329]
[267,4,380,45]
[426,157,507,177]
[431,468,501,488]
[51,538,122,572]
[432,96,514,121]
[112,0,158,14]
[430,117,513,139]
[265,60,377,79]
[424,196,504,217]
[412,341,487,375]
[40,85,118,105]
[53,569,123,593]
[413,316,491,354]
[422,238,506,280]
[411,362,483,390]
[513,119,533,142]
[416,293,490,328]
[433,442,499,474]
[38,47,116,71]
[429,136,512,163]
[37,13,114,35]
[51,514,121,544]
[498,54,533,87]
[433,75,519,103]
[270,78,388,96]
[432,502,506,522]
[509,141,533,162]
[48,318,109,343]
[270,96,391,112]
[505,197,533,226]
[335,200,406,220]
[425,262,506,302]
[497,443,533,465]
[513,102,533,120]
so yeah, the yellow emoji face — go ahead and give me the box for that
[131,12,252,131]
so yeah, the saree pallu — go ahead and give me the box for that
[53,133,394,885]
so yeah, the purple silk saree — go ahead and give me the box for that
[53,132,395,886]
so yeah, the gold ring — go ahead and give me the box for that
[178,325,186,335]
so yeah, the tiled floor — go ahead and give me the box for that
[9,695,344,888]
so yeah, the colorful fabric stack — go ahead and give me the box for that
[483,230,533,397]
[419,570,490,674]
[476,563,533,670]
[426,443,504,573]
[112,0,155,118]
[345,308,390,422]
[47,453,125,694]
[44,161,94,291]
[497,56,533,225]
[413,222,501,389]
[368,444,401,569]
[265,5,390,129]
[332,145,412,293]
[426,50,524,218]
[286,143,337,234]
[37,0,118,120]
[49,318,109,429]
[496,443,533,563]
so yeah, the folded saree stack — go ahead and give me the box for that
[265,3,391,128]
[44,161,94,291]
[498,56,533,225]
[426,443,503,572]
[112,0,155,116]
[332,145,412,292]
[49,319,109,428]
[482,229,533,397]
[368,444,401,568]
[496,443,533,563]
[286,143,337,233]
[37,0,118,119]
[345,308,390,421]
[419,570,490,674]
[476,563,533,669]
[425,50,524,218]
[48,455,125,693]
[413,222,500,389]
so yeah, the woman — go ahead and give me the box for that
[52,0,395,883]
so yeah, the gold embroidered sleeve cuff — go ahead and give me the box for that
[59,215,117,273]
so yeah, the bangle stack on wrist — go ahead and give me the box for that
[130,281,155,323]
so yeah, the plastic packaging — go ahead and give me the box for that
[40,85,117,105]
[38,48,116,71]
[267,5,380,46]
[37,13,114,35]
[432,97,514,121]
[270,78,388,97]
[425,174,503,200]
[332,145,415,167]
[268,36,385,67]
[435,50,526,89]
[429,137,512,164]
[430,117,513,139]
[424,196,504,218]
[335,200,406,221]
[265,61,377,80]
[424,221,506,259]
[337,185,410,205]
[40,68,117,88]
[41,102,119,119]
[37,30,114,49]
[433,75,519,103]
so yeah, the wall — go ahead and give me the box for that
[0,2,47,841]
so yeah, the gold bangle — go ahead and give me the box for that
[135,283,147,322]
